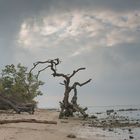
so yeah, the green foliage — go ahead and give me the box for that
[0,63,44,103]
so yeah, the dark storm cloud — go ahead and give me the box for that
[0,0,50,39]
[55,0,140,12]
[0,0,140,21]
[0,0,139,42]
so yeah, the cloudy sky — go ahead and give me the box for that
[0,0,140,108]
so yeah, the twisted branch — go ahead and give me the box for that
[70,79,92,90]
[69,67,86,78]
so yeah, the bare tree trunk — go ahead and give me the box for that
[63,90,70,108]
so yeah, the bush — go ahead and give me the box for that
[0,63,44,108]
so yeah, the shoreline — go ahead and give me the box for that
[0,109,140,140]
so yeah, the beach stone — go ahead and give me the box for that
[108,128,114,132]
[96,112,102,115]
[67,134,76,138]
[114,112,117,115]
[129,136,134,139]
[88,124,93,127]
[102,128,106,131]
[128,128,133,134]
[90,115,97,119]
[106,109,114,115]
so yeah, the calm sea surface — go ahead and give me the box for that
[86,104,140,120]
[75,105,140,140]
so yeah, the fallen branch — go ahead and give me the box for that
[0,119,57,125]
[0,94,20,113]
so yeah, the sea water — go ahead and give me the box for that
[87,104,140,120]
[75,105,140,140]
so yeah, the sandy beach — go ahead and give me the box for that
[0,109,140,140]
[0,109,93,140]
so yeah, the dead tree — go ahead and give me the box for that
[31,58,92,118]
[57,68,91,118]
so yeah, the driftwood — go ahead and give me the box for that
[17,103,35,114]
[0,119,57,125]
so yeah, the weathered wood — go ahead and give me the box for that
[30,58,91,118]
[0,95,20,113]
[18,103,35,114]
[73,105,88,118]
[0,94,36,114]
[0,119,57,125]
[48,59,91,118]
[59,101,88,119]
